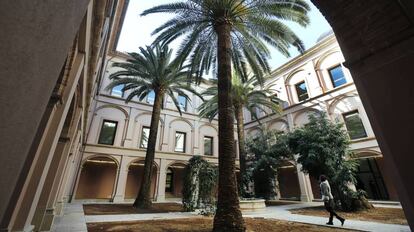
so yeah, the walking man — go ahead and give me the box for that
[320,175,345,226]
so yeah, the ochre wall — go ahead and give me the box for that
[310,177,321,200]
[125,165,157,199]
[170,168,184,197]
[76,162,117,199]
[278,167,300,199]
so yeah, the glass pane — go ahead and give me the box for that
[343,111,367,139]
[175,132,186,152]
[140,127,150,148]
[204,137,213,156]
[147,91,155,104]
[98,121,117,145]
[295,81,309,101]
[111,85,124,98]
[251,107,258,120]
[165,169,173,192]
[178,95,187,112]
[329,65,347,88]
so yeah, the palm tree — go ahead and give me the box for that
[142,1,309,230]
[198,74,281,198]
[106,44,202,208]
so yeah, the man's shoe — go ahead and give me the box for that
[326,222,334,225]
[340,218,345,226]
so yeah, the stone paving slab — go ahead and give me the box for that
[50,203,87,232]
[85,212,200,223]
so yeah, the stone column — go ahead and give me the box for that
[155,159,168,202]
[274,176,281,200]
[296,162,314,202]
[113,156,130,203]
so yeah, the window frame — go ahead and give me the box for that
[203,136,214,156]
[139,126,151,148]
[294,81,309,102]
[174,131,186,153]
[98,119,118,145]
[342,110,368,140]
[328,64,347,88]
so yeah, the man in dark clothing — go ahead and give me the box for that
[320,175,345,226]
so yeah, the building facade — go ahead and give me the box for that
[74,54,229,203]
[244,33,399,202]
[0,0,129,231]
[73,31,399,206]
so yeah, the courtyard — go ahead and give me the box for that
[51,201,410,232]
[1,0,414,231]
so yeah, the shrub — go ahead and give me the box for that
[182,156,218,214]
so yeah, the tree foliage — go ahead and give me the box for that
[142,1,310,230]
[288,113,373,211]
[182,156,218,215]
[141,0,310,83]
[106,44,202,208]
[246,128,293,199]
[106,44,202,116]
[198,74,281,198]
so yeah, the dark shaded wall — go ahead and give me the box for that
[0,0,89,229]
[278,167,301,199]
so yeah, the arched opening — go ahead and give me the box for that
[165,163,186,199]
[277,164,301,201]
[354,154,399,201]
[75,156,118,200]
[125,160,158,200]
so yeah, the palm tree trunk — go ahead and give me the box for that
[235,105,250,198]
[133,90,163,208]
[213,23,246,232]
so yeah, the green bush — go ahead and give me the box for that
[246,128,293,200]
[288,113,373,211]
[182,156,218,214]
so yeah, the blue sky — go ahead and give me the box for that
[117,0,332,70]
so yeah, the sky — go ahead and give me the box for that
[117,0,332,71]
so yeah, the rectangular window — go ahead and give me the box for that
[175,132,186,153]
[343,110,368,140]
[204,136,213,156]
[147,90,155,104]
[178,94,187,112]
[329,65,347,88]
[139,126,150,148]
[98,120,118,145]
[111,85,124,98]
[295,81,309,102]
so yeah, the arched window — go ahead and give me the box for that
[165,168,174,193]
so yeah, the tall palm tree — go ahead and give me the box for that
[198,74,281,198]
[142,1,309,230]
[106,44,202,208]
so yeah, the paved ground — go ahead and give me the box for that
[244,202,410,232]
[51,202,411,232]
[50,203,87,232]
